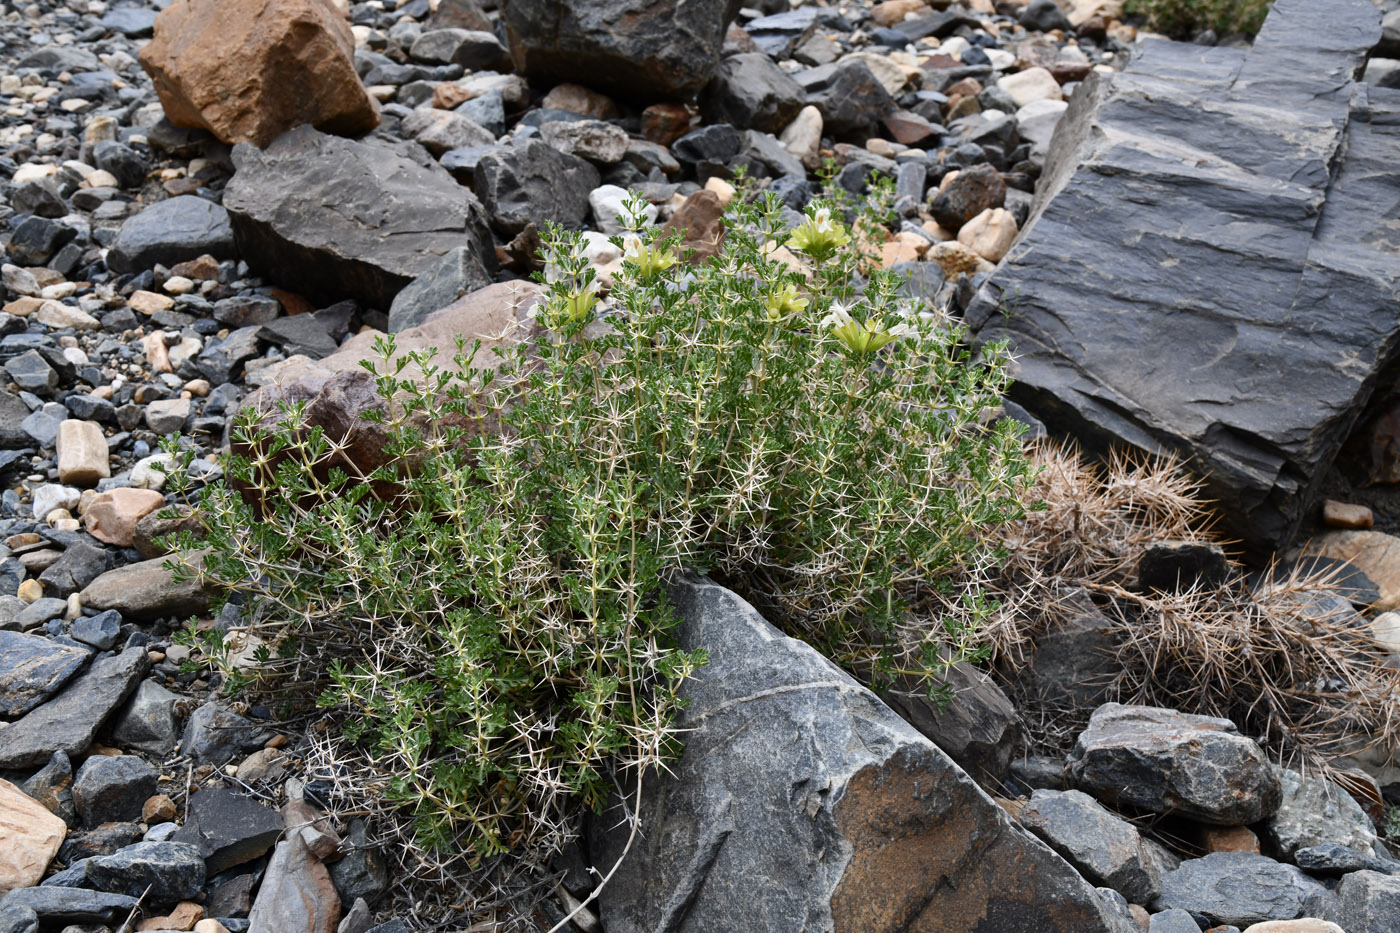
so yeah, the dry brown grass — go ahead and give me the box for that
[984,442,1400,771]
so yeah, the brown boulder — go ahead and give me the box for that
[236,281,543,495]
[139,0,379,148]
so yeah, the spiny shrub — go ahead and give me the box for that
[1125,0,1272,37]
[168,188,1033,869]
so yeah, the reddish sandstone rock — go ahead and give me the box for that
[139,0,379,148]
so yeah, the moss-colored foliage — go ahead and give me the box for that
[170,186,1032,866]
[1126,0,1272,36]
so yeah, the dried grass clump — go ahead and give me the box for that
[985,442,1400,771]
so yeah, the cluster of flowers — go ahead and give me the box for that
[543,202,920,359]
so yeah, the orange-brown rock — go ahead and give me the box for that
[84,487,168,547]
[661,190,725,264]
[139,0,380,148]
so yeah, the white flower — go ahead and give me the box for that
[820,300,854,330]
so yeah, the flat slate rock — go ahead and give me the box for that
[106,195,236,274]
[224,125,496,310]
[0,630,88,717]
[966,0,1398,553]
[0,887,137,925]
[0,646,148,769]
[592,576,1129,933]
[172,787,284,875]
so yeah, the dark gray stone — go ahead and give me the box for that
[224,126,496,310]
[473,139,600,238]
[0,904,37,933]
[0,646,148,769]
[1019,0,1073,31]
[592,577,1128,933]
[502,0,741,102]
[386,248,493,333]
[195,326,261,385]
[72,754,158,827]
[1262,768,1378,858]
[70,609,121,651]
[38,541,113,599]
[797,59,896,137]
[409,28,509,70]
[1021,789,1161,904]
[328,819,389,909]
[92,141,146,189]
[16,46,101,73]
[107,196,234,275]
[966,0,1397,554]
[179,701,272,765]
[1020,590,1120,708]
[20,409,61,445]
[257,315,338,360]
[880,656,1021,784]
[1146,908,1200,933]
[1295,842,1400,877]
[701,53,805,135]
[13,598,65,633]
[213,295,280,328]
[1155,852,1330,928]
[100,6,157,37]
[455,89,505,137]
[109,678,186,755]
[1067,703,1281,825]
[1138,541,1229,593]
[0,630,87,717]
[84,841,205,902]
[171,788,284,875]
[0,392,31,447]
[1326,869,1400,933]
[0,888,136,925]
[20,750,76,827]
[6,217,76,267]
[12,180,66,219]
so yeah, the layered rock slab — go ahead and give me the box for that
[223,126,496,310]
[966,0,1397,552]
[592,577,1127,933]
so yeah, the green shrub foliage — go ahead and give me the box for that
[1126,0,1272,37]
[174,189,1032,864]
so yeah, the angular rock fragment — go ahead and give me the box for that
[1067,704,1281,825]
[0,647,148,770]
[224,126,496,310]
[0,631,87,717]
[1021,789,1161,904]
[247,833,340,933]
[592,577,1129,933]
[171,788,284,875]
[1155,852,1330,928]
[503,0,741,102]
[139,0,379,147]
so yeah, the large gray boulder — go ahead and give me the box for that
[966,0,1398,553]
[1154,852,1330,928]
[591,577,1130,933]
[224,125,496,311]
[502,0,742,102]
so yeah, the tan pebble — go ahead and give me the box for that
[142,793,178,825]
[127,290,175,315]
[193,919,232,933]
[64,593,81,620]
[148,649,166,663]
[1322,499,1373,529]
[1201,824,1260,854]
[52,518,80,532]
[183,378,211,397]
[45,507,72,524]
[265,733,289,749]
[17,578,42,602]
